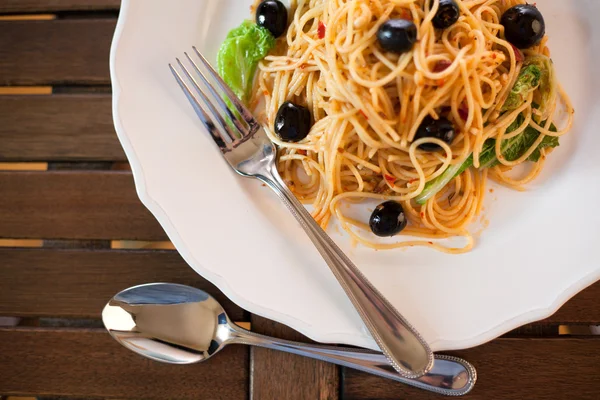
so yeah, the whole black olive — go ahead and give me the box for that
[377,19,418,54]
[413,116,456,151]
[500,4,545,49]
[275,102,312,143]
[432,0,460,29]
[256,0,288,38]
[369,201,408,237]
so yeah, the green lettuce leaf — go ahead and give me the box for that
[524,55,557,121]
[414,55,560,204]
[528,124,559,162]
[501,64,541,112]
[480,116,559,168]
[217,20,275,103]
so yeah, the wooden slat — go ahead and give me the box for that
[0,94,125,161]
[0,248,246,321]
[343,338,600,400]
[0,19,114,85]
[0,0,120,13]
[250,316,339,400]
[0,328,248,400]
[0,171,167,240]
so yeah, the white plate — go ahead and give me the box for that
[111,0,600,351]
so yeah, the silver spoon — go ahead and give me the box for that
[102,283,476,396]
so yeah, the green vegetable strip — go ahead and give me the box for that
[414,161,469,205]
[415,141,495,205]
[217,21,275,103]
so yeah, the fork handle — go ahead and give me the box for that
[258,164,433,379]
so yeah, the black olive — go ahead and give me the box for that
[275,102,312,143]
[370,201,408,237]
[256,0,288,38]
[500,5,545,49]
[431,0,460,29]
[414,116,455,151]
[377,19,418,54]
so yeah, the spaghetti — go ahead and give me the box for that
[251,0,574,253]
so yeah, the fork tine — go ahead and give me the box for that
[191,46,256,128]
[175,58,239,143]
[184,52,248,137]
[169,63,229,149]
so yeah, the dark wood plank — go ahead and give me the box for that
[0,171,167,240]
[0,328,248,399]
[343,338,600,400]
[0,94,125,161]
[0,0,120,13]
[0,19,114,85]
[250,316,339,400]
[0,248,246,321]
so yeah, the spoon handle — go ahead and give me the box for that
[229,325,476,396]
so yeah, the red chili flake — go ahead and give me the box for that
[458,103,469,121]
[428,241,434,245]
[298,149,307,156]
[437,79,445,87]
[263,90,269,96]
[489,188,494,193]
[300,64,307,69]
[510,43,524,63]
[433,60,452,72]
[420,212,425,218]
[491,53,497,59]
[337,147,344,154]
[359,109,369,119]
[318,21,326,39]
[384,174,396,184]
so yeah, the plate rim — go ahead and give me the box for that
[110,0,600,352]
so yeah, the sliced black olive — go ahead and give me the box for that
[432,0,460,29]
[414,116,455,151]
[275,102,312,143]
[256,0,288,38]
[377,19,418,54]
[370,201,408,237]
[500,4,545,49]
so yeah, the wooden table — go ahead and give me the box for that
[0,2,598,399]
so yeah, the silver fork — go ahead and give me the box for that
[169,47,434,379]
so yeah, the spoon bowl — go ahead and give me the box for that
[103,283,231,364]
